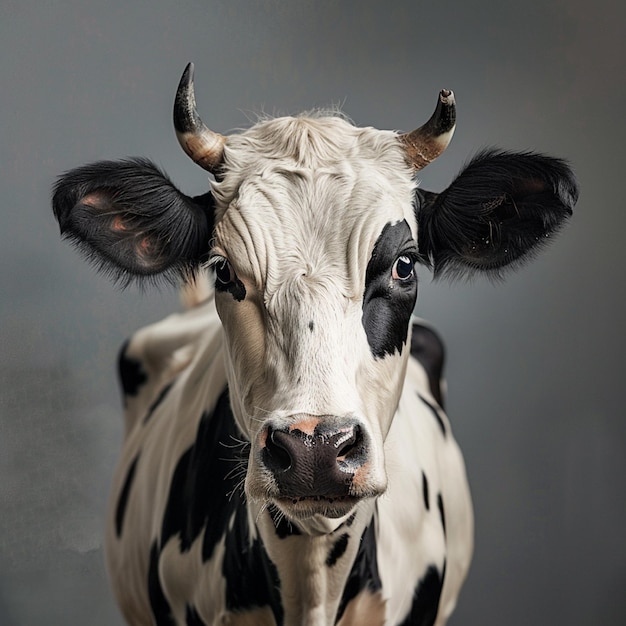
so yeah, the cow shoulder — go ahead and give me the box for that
[377,325,472,623]
[118,292,221,433]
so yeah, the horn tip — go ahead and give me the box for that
[181,62,195,86]
[439,89,455,104]
[174,63,198,134]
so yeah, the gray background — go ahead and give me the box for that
[1,1,624,624]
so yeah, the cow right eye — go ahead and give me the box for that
[213,257,235,286]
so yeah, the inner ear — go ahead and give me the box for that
[81,192,108,209]
[68,190,178,275]
[53,158,214,284]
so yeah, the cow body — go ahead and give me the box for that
[109,294,471,626]
[52,64,576,626]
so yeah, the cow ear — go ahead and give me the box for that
[52,158,214,285]
[416,149,578,278]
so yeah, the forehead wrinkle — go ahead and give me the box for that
[217,153,416,302]
[239,171,337,292]
[215,199,271,288]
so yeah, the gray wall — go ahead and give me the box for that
[1,1,624,624]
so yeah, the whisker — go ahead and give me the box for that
[255,501,270,526]
[226,475,247,502]
[223,464,247,481]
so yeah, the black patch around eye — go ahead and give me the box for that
[362,221,418,359]
[224,278,246,301]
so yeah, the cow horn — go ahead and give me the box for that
[400,90,456,170]
[173,62,226,173]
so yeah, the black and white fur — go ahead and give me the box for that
[53,106,577,625]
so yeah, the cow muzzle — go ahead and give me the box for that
[259,415,382,519]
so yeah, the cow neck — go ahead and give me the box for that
[253,498,377,625]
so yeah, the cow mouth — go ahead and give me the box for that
[274,494,360,519]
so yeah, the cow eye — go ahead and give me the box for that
[212,257,235,286]
[392,255,414,281]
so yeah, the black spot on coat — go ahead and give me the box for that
[326,533,350,567]
[118,340,148,401]
[410,323,446,409]
[422,471,430,512]
[115,454,139,537]
[157,387,283,619]
[437,493,447,538]
[143,381,175,424]
[399,563,446,626]
[418,393,446,437]
[222,500,283,621]
[185,604,206,626]
[336,519,382,622]
[159,388,246,561]
[148,541,175,626]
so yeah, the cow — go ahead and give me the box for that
[52,63,578,626]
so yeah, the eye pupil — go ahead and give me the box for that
[392,255,414,281]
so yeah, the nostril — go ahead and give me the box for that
[334,425,364,466]
[335,429,357,459]
[264,428,292,472]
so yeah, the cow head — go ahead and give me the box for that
[52,63,577,525]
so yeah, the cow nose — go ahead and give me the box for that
[261,418,368,499]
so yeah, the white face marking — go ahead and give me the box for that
[209,114,418,518]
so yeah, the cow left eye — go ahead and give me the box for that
[392,255,414,281]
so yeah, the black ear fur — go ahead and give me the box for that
[52,158,214,285]
[416,149,578,279]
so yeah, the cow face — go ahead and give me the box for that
[208,117,420,519]
[52,64,577,525]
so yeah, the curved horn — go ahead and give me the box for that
[173,62,226,173]
[400,90,456,170]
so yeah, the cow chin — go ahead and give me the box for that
[273,495,362,521]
